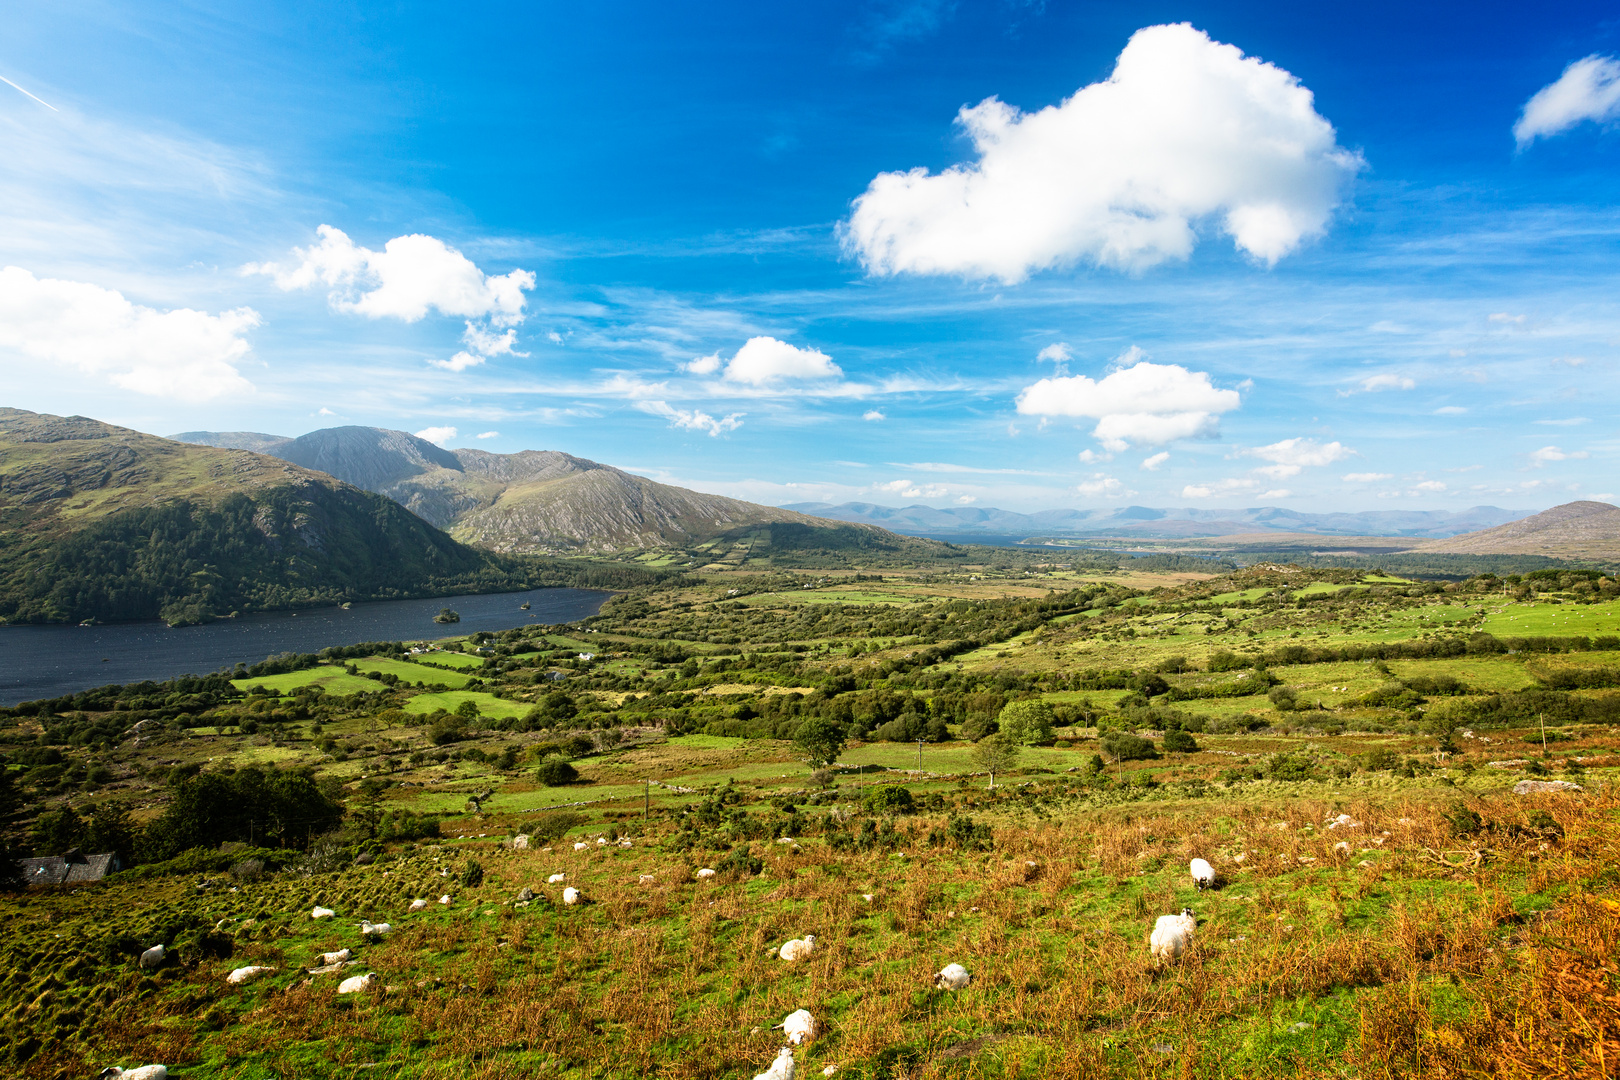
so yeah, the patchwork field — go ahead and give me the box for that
[4,560,1619,1077]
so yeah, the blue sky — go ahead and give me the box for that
[2,1,1619,513]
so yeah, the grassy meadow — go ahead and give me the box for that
[4,560,1619,1078]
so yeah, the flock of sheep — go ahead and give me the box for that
[104,850,1225,1079]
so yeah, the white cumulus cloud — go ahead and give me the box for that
[1343,472,1392,483]
[250,225,535,374]
[863,409,886,421]
[475,431,499,440]
[1409,480,1447,495]
[1141,451,1170,471]
[1515,55,1620,147]
[1359,373,1415,392]
[1036,343,1071,364]
[1240,437,1352,478]
[719,336,842,386]
[637,400,744,437]
[415,426,457,446]
[1075,474,1132,498]
[843,22,1361,282]
[0,265,257,401]
[1017,357,1241,451]
[251,225,534,324]
[1530,445,1590,466]
[686,352,723,375]
[1077,449,1114,464]
[875,479,949,500]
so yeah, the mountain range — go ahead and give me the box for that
[174,426,824,555]
[0,409,651,625]
[1414,501,1620,559]
[781,501,1529,539]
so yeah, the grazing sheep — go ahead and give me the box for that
[932,963,971,990]
[777,1008,817,1045]
[1189,858,1216,890]
[408,898,429,913]
[778,935,816,962]
[618,838,633,848]
[359,921,393,936]
[312,906,336,919]
[563,886,582,905]
[511,834,530,850]
[547,873,567,884]
[139,944,165,970]
[317,949,352,965]
[696,867,717,879]
[573,842,589,852]
[753,1048,796,1080]
[337,971,379,994]
[225,965,276,985]
[597,837,608,845]
[97,1066,167,1079]
[639,874,656,884]
[1150,909,1196,963]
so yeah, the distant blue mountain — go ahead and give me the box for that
[781,502,1529,539]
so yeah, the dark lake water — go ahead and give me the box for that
[0,588,611,705]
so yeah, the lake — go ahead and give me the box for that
[0,588,612,705]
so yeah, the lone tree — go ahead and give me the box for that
[996,699,1055,746]
[971,732,1020,789]
[794,716,848,768]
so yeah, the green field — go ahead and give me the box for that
[355,656,474,688]
[7,559,1620,1078]
[402,689,529,719]
[232,665,380,695]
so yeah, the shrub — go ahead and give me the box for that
[928,814,992,851]
[1100,731,1159,761]
[1268,686,1299,711]
[716,844,762,878]
[535,758,580,786]
[862,785,915,815]
[1161,728,1199,753]
[997,699,1056,745]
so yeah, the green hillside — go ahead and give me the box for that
[0,409,655,625]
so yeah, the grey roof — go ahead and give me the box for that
[20,851,120,885]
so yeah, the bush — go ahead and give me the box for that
[997,699,1056,745]
[1268,686,1299,711]
[461,860,485,887]
[1161,728,1199,753]
[716,844,762,878]
[861,785,915,815]
[928,815,992,851]
[429,715,469,746]
[1100,731,1159,761]
[535,758,580,786]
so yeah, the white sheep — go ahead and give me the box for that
[932,963,970,990]
[408,899,429,913]
[438,895,452,905]
[1189,858,1216,890]
[777,1008,817,1045]
[317,949,352,965]
[548,873,567,884]
[97,1066,167,1079]
[563,886,582,905]
[597,837,608,845]
[337,971,379,994]
[1150,909,1196,963]
[139,944,165,970]
[312,906,336,919]
[573,841,589,852]
[778,935,815,962]
[639,874,656,884]
[696,867,717,879]
[225,965,276,985]
[360,921,393,936]
[618,838,633,848]
[753,1047,796,1080]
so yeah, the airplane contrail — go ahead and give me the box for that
[0,73,58,111]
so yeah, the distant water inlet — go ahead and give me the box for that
[0,588,612,704]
